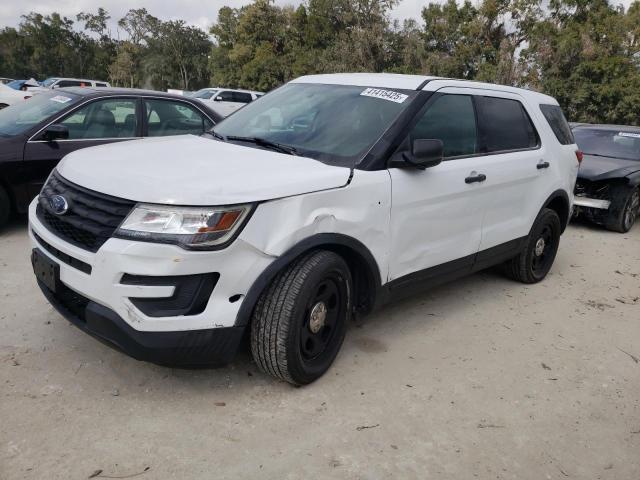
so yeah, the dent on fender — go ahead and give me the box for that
[239,170,391,273]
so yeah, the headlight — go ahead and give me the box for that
[115,204,253,250]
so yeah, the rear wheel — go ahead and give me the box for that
[250,250,352,385]
[0,185,10,230]
[505,208,561,284]
[605,185,639,233]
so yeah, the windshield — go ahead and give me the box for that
[213,83,418,166]
[193,89,219,100]
[0,91,80,137]
[41,78,58,88]
[574,128,640,161]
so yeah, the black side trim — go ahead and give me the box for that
[32,230,92,274]
[37,279,244,366]
[234,233,382,327]
[121,273,219,318]
[472,237,527,272]
[379,236,527,306]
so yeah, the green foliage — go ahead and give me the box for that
[1,1,640,123]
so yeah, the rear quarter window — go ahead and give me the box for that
[476,96,539,153]
[540,104,574,145]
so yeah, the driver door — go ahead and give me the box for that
[22,97,142,199]
[388,92,485,285]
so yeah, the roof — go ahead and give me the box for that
[290,73,558,104]
[291,73,437,90]
[571,123,640,132]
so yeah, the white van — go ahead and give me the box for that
[29,73,580,385]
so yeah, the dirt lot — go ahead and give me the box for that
[1,218,639,480]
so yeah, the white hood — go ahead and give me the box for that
[57,135,352,205]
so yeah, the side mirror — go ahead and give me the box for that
[43,124,69,142]
[392,139,444,170]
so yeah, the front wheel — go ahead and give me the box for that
[250,250,352,385]
[0,185,10,230]
[606,186,639,233]
[505,208,561,284]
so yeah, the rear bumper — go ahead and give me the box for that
[37,277,245,366]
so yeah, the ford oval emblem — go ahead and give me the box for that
[49,195,69,215]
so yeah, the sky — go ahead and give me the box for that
[0,0,634,34]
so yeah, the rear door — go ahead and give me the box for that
[23,96,141,198]
[388,92,485,284]
[469,91,547,259]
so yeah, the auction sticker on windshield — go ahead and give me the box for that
[618,132,640,138]
[50,96,73,104]
[360,88,408,104]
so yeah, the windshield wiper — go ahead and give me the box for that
[225,135,299,156]
[203,130,225,141]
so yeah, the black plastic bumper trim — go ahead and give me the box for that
[32,231,92,274]
[37,280,245,367]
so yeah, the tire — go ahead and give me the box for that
[505,208,561,284]
[0,185,10,230]
[250,250,352,385]
[605,185,639,233]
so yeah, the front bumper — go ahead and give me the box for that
[28,198,275,364]
[573,196,611,210]
[36,277,244,366]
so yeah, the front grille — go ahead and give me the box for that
[33,231,92,274]
[37,171,135,252]
[575,179,609,199]
[45,280,90,322]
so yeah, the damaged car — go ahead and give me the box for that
[29,74,579,385]
[572,124,640,232]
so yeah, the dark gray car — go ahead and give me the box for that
[572,124,640,232]
[0,87,222,228]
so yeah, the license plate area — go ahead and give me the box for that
[31,249,60,293]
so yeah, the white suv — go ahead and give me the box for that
[192,88,263,117]
[29,74,580,385]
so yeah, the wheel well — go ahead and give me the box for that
[235,235,382,328]
[0,177,14,211]
[319,244,379,316]
[545,194,570,233]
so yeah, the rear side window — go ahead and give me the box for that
[145,99,213,137]
[540,104,574,145]
[95,83,108,87]
[410,94,477,158]
[476,96,538,153]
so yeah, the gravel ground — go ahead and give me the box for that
[1,218,639,480]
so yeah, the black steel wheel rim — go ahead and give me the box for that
[299,274,345,361]
[532,224,555,276]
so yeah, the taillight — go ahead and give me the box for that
[575,150,583,164]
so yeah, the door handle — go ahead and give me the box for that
[465,173,487,184]
[537,161,550,169]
